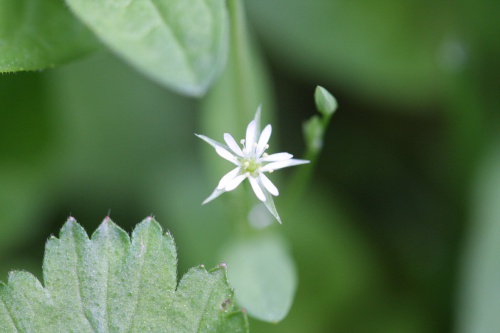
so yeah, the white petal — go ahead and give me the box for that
[202,187,226,205]
[195,134,230,151]
[262,152,293,162]
[249,176,266,201]
[260,159,310,172]
[259,173,279,196]
[245,120,257,154]
[256,124,272,156]
[217,167,241,189]
[225,174,247,191]
[215,146,239,165]
[224,133,244,157]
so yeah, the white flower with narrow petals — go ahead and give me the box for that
[195,106,309,223]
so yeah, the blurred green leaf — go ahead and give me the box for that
[220,233,297,323]
[0,217,248,332]
[0,0,97,72]
[65,0,229,96]
[456,141,500,333]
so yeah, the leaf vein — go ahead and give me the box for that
[72,235,97,333]
[104,247,110,333]
[0,293,21,333]
[147,0,198,81]
[126,233,149,333]
[195,275,219,333]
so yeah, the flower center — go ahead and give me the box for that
[241,158,260,174]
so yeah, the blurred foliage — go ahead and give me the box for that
[456,140,500,333]
[1,0,499,332]
[64,0,229,96]
[0,0,97,71]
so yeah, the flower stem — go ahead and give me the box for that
[200,0,273,231]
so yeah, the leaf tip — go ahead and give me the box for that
[67,215,77,223]
[99,216,113,230]
[62,216,80,232]
[62,215,80,231]
[94,216,118,234]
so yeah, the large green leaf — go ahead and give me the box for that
[64,0,229,96]
[220,233,297,323]
[0,217,248,332]
[0,0,97,72]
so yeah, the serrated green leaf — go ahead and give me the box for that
[0,217,248,333]
[220,233,297,323]
[0,0,98,72]
[64,0,229,96]
[0,272,58,332]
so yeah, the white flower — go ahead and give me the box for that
[196,106,309,223]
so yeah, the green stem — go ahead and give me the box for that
[286,115,333,205]
[200,0,273,234]
[226,0,253,232]
[227,0,254,121]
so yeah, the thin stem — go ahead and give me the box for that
[200,0,272,233]
[227,0,253,121]
[286,116,333,205]
[226,0,258,234]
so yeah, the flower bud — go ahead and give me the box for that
[314,86,337,117]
